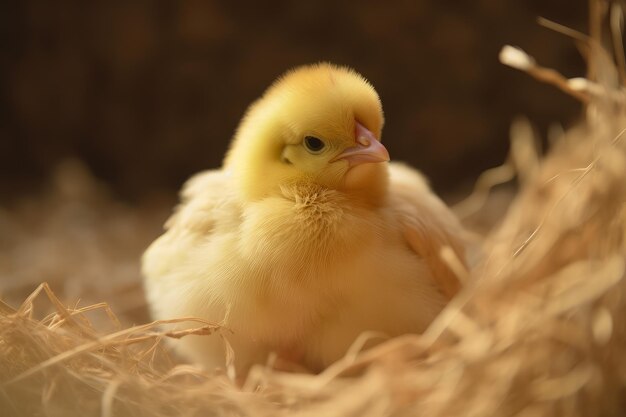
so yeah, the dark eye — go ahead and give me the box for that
[304,136,326,153]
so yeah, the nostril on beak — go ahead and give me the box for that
[357,136,371,147]
[355,121,379,146]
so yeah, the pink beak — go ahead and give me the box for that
[332,122,390,167]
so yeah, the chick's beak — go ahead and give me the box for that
[332,122,390,167]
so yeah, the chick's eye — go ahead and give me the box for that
[304,136,326,154]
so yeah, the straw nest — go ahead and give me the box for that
[2,10,626,417]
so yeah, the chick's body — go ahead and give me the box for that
[143,64,466,372]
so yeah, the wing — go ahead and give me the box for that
[142,169,240,280]
[388,163,467,299]
[165,169,239,233]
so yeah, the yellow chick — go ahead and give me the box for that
[142,63,467,373]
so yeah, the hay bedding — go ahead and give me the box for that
[2,10,626,417]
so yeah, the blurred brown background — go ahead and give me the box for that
[2,0,588,200]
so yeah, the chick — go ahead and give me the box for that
[142,63,467,373]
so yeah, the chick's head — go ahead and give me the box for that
[225,63,389,202]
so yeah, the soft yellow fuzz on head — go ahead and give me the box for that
[224,63,386,202]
